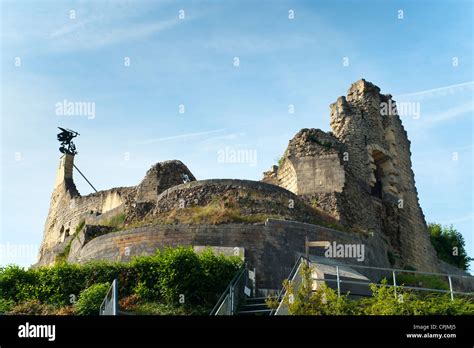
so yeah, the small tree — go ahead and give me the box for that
[278,262,355,315]
[428,223,473,271]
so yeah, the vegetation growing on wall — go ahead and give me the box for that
[104,213,126,232]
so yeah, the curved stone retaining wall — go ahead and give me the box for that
[74,219,391,289]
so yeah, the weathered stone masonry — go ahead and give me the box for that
[263,79,438,271]
[68,219,391,290]
[38,80,444,284]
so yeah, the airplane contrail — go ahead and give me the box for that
[395,81,473,98]
[138,128,227,144]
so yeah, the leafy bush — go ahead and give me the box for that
[0,298,15,313]
[0,247,241,314]
[130,247,242,306]
[428,223,472,270]
[75,283,110,315]
[0,265,36,303]
[277,262,355,315]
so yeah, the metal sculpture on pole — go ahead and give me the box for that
[56,127,98,192]
[57,127,79,155]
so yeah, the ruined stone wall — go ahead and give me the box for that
[38,155,133,265]
[146,179,321,224]
[262,80,439,272]
[135,160,196,203]
[263,129,345,194]
[70,219,391,290]
[329,80,438,271]
[37,156,195,266]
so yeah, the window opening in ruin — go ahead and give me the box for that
[371,166,383,198]
[371,151,386,199]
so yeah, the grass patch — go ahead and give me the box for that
[103,213,126,231]
[75,219,86,234]
[157,201,273,225]
[130,302,208,315]
[395,273,450,291]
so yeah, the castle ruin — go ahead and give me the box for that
[37,80,447,289]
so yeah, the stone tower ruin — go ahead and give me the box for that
[263,79,438,271]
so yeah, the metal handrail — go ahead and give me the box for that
[310,277,474,296]
[210,263,247,315]
[271,258,474,314]
[99,279,118,315]
[270,255,310,315]
[310,259,473,279]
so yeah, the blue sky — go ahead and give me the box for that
[1,0,472,270]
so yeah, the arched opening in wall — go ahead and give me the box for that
[371,151,387,199]
[59,225,65,242]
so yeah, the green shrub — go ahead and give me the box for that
[428,223,472,271]
[279,262,356,315]
[277,265,474,315]
[34,263,87,305]
[0,298,15,313]
[0,265,36,303]
[0,247,241,313]
[156,247,207,305]
[130,247,242,306]
[198,248,242,305]
[75,283,110,315]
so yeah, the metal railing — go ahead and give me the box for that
[271,255,309,315]
[272,258,474,315]
[210,263,251,315]
[99,279,118,315]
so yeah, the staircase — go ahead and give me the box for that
[238,297,272,316]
